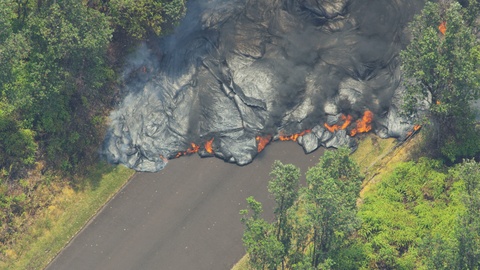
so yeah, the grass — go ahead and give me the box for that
[231,254,250,270]
[0,162,134,270]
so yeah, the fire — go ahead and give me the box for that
[256,135,272,153]
[175,142,200,158]
[205,138,214,154]
[438,21,446,35]
[278,129,311,142]
[324,114,353,133]
[406,124,422,138]
[350,110,374,136]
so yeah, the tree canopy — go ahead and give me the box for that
[400,1,480,161]
[0,0,186,176]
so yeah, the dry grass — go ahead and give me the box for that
[0,163,134,270]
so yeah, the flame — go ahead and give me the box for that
[256,135,272,153]
[438,21,446,35]
[175,142,200,158]
[205,138,214,154]
[278,129,311,142]
[324,114,353,133]
[406,124,422,137]
[436,100,441,105]
[350,110,373,136]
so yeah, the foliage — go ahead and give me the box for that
[241,148,363,270]
[400,1,480,161]
[268,160,301,268]
[358,158,466,269]
[453,159,480,269]
[0,104,37,179]
[304,147,363,268]
[240,196,284,270]
[107,0,186,40]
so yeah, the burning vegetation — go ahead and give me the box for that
[438,21,446,35]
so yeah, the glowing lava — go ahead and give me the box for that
[175,142,200,158]
[324,114,353,133]
[256,135,272,153]
[205,138,214,154]
[350,110,373,136]
[278,130,311,142]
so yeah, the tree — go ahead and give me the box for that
[0,0,114,171]
[304,147,362,268]
[107,0,186,40]
[268,160,301,269]
[400,1,480,161]
[240,196,284,270]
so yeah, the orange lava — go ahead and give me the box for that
[350,110,374,136]
[205,138,214,154]
[438,21,446,35]
[175,142,200,158]
[256,135,272,153]
[324,114,353,133]
[278,129,311,142]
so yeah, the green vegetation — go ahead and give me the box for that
[239,143,480,270]
[400,1,480,162]
[0,0,185,267]
[0,163,134,270]
[240,148,364,269]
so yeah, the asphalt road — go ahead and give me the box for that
[46,141,324,270]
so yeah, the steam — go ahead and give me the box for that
[104,0,425,171]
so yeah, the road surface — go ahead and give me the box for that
[46,141,323,270]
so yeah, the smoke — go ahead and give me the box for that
[103,0,425,171]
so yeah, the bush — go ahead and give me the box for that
[0,110,37,179]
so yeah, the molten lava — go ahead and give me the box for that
[205,138,214,154]
[350,110,374,136]
[438,21,446,35]
[278,130,311,142]
[175,142,200,158]
[256,135,272,153]
[324,114,353,133]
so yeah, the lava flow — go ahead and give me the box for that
[350,110,374,136]
[175,142,200,158]
[256,135,272,153]
[278,130,311,142]
[205,138,214,154]
[324,114,353,133]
